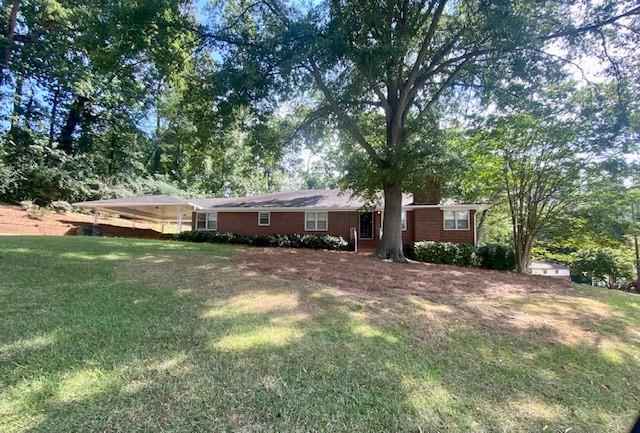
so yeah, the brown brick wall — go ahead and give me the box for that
[413,208,475,245]
[402,210,414,243]
[191,208,475,245]
[191,210,360,238]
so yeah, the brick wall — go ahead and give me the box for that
[413,208,475,245]
[191,210,359,238]
[402,210,414,243]
[191,208,475,246]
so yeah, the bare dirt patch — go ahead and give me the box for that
[235,247,573,300]
[0,202,167,238]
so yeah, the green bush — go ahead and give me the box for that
[476,243,516,270]
[571,248,634,289]
[403,243,416,260]
[176,230,351,251]
[412,241,476,267]
[50,200,73,214]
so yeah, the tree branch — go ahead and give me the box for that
[307,58,383,167]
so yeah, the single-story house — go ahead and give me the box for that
[75,189,490,251]
[529,260,571,278]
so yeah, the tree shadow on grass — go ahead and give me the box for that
[1,237,638,432]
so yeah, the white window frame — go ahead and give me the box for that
[443,210,470,230]
[195,212,217,231]
[305,211,328,231]
[257,211,270,226]
[401,210,407,231]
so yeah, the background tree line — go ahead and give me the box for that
[0,0,309,205]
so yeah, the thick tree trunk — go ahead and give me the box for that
[374,181,407,263]
[1,0,21,83]
[58,95,88,153]
[515,234,533,273]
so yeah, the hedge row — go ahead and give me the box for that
[405,241,516,270]
[176,230,351,251]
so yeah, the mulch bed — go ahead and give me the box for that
[235,247,573,299]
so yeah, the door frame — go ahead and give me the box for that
[359,211,374,240]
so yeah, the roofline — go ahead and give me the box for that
[195,204,491,212]
[406,203,492,211]
[74,201,200,208]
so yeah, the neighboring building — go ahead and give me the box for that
[529,260,571,278]
[74,189,490,251]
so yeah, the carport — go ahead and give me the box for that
[73,195,199,233]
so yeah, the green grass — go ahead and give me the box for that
[1,237,638,432]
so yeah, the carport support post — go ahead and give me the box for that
[177,210,183,234]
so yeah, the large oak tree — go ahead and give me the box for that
[202,0,639,261]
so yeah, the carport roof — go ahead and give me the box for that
[73,195,196,222]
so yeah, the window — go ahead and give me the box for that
[258,211,270,226]
[401,211,407,231]
[196,212,217,230]
[444,210,469,230]
[305,211,328,231]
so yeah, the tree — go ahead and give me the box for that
[203,0,640,261]
[572,248,634,289]
[473,82,635,272]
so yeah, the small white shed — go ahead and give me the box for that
[530,260,570,278]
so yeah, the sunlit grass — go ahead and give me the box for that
[0,236,638,432]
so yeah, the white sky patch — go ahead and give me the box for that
[545,41,608,84]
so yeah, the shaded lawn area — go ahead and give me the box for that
[0,237,639,432]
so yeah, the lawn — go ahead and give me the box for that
[1,237,638,432]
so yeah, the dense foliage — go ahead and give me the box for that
[405,241,516,271]
[176,230,351,251]
[571,249,634,290]
[407,241,476,268]
[0,0,301,205]
[476,244,517,271]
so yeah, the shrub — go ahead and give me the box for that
[19,200,47,220]
[412,241,476,267]
[571,248,634,289]
[50,200,73,214]
[403,243,416,260]
[176,231,350,251]
[476,243,516,270]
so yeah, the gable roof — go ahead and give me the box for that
[191,189,414,210]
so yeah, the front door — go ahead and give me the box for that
[359,212,374,240]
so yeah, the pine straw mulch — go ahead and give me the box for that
[234,247,573,301]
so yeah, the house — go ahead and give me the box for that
[74,189,490,251]
[529,260,571,279]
